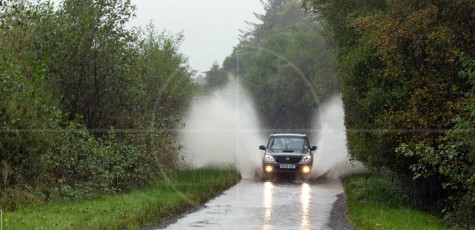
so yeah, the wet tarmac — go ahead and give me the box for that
[157,178,344,230]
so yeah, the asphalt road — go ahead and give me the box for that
[156,178,349,230]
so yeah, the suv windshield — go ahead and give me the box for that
[269,137,309,151]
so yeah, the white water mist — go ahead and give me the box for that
[179,80,363,180]
[312,95,364,179]
[178,78,265,178]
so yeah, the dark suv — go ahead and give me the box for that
[259,133,317,176]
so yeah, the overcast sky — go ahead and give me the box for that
[128,0,265,76]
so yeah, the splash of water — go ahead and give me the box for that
[179,80,363,180]
[177,78,265,178]
[312,95,364,179]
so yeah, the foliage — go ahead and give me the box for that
[344,173,448,230]
[133,24,195,126]
[0,21,61,204]
[48,0,138,130]
[303,0,475,226]
[222,0,339,129]
[396,53,475,228]
[202,62,229,92]
[0,0,194,210]
[43,124,157,201]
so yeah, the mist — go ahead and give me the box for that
[311,95,364,179]
[178,79,362,180]
[177,78,265,178]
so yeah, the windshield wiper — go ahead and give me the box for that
[283,150,294,153]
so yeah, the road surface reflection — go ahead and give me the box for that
[263,181,273,229]
[301,183,311,229]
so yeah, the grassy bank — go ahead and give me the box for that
[1,167,240,230]
[344,173,449,230]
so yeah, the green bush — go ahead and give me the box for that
[0,41,60,209]
[396,53,475,228]
[43,125,157,200]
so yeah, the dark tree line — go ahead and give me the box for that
[303,0,475,227]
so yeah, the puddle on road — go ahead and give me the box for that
[160,179,342,230]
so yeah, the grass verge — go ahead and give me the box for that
[1,167,240,230]
[344,173,449,230]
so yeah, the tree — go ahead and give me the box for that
[47,0,137,129]
[224,0,339,129]
[203,62,229,91]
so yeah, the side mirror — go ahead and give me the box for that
[311,146,317,151]
[259,145,266,150]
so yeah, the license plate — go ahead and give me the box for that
[280,164,296,169]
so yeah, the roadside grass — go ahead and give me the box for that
[344,173,450,230]
[1,167,240,230]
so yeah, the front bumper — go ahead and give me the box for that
[262,162,312,174]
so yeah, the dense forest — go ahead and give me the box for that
[302,0,475,227]
[203,0,339,130]
[0,0,194,209]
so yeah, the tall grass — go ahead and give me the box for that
[344,173,451,230]
[1,167,240,230]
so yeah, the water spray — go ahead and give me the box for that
[178,77,265,178]
[178,79,362,180]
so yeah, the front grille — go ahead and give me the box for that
[274,155,301,164]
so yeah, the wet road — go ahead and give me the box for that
[158,179,344,230]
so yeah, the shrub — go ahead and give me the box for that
[43,124,158,200]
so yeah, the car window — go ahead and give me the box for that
[269,137,308,150]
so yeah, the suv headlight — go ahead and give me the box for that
[300,155,312,163]
[264,155,276,163]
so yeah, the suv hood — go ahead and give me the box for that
[268,149,309,156]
